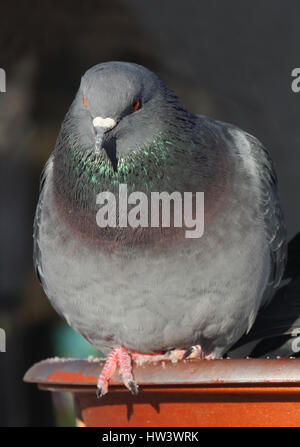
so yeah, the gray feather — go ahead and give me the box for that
[33,62,287,358]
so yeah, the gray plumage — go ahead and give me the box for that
[228,233,300,358]
[33,61,287,358]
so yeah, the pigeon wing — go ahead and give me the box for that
[246,132,287,297]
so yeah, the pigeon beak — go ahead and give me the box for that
[92,117,116,155]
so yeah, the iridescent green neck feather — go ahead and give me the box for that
[53,130,188,212]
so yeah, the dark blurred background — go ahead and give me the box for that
[0,0,299,426]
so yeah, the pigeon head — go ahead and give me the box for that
[63,62,191,170]
[53,61,209,213]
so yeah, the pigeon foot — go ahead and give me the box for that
[96,345,214,397]
[131,346,210,364]
[164,345,204,361]
[168,345,214,360]
[182,345,203,359]
[97,346,138,398]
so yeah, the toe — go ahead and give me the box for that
[96,386,105,399]
[182,345,204,360]
[127,379,139,395]
[182,346,194,360]
[119,347,138,393]
[96,348,119,396]
[165,349,186,361]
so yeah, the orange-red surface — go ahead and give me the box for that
[24,358,300,427]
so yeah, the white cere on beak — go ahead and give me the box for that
[93,117,116,129]
[92,117,116,155]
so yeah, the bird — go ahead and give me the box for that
[33,61,287,397]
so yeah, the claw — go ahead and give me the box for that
[96,387,105,399]
[127,379,139,395]
[182,346,194,360]
[96,346,138,396]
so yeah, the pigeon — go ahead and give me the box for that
[33,61,287,396]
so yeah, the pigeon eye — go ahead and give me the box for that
[83,96,87,108]
[130,98,141,112]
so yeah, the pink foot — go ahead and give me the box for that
[204,353,215,360]
[182,345,214,360]
[97,345,214,397]
[182,344,203,359]
[119,347,138,395]
[97,348,119,397]
[97,347,138,398]
[131,350,187,363]
[131,346,212,363]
